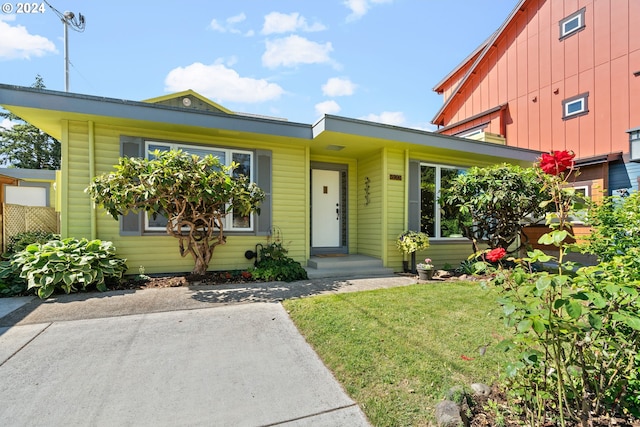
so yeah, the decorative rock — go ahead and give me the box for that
[437,270,453,279]
[470,382,491,397]
[435,400,465,427]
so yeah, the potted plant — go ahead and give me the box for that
[416,258,435,280]
[396,231,430,273]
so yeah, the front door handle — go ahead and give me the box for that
[336,203,339,220]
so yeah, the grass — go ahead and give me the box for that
[283,281,513,426]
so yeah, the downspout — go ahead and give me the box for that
[60,120,69,237]
[404,149,410,230]
[304,145,311,263]
[381,147,388,266]
[88,120,97,239]
[500,104,508,140]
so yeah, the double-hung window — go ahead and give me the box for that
[420,163,469,239]
[145,141,255,232]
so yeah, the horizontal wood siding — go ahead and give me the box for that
[385,149,406,270]
[67,121,91,238]
[85,123,307,274]
[271,144,307,263]
[357,152,382,258]
[413,242,477,271]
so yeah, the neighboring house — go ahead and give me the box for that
[0,167,59,251]
[0,168,58,208]
[0,84,540,274]
[432,0,640,201]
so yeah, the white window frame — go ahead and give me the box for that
[420,162,467,240]
[559,8,585,40]
[562,93,589,120]
[144,141,255,233]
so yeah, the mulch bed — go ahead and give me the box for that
[468,386,640,426]
[108,271,256,291]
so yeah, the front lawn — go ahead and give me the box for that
[283,281,511,426]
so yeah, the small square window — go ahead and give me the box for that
[562,93,589,120]
[559,8,585,39]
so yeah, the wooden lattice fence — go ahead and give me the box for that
[2,203,60,252]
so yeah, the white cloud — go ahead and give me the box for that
[164,62,284,104]
[209,13,249,35]
[262,35,333,68]
[322,77,356,97]
[315,100,341,116]
[209,19,225,32]
[262,12,326,35]
[227,13,246,24]
[0,20,57,60]
[359,111,406,126]
[1,118,16,130]
[345,0,394,21]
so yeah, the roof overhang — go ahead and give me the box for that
[0,84,312,143]
[0,84,541,166]
[575,152,623,167]
[0,168,57,180]
[314,114,540,164]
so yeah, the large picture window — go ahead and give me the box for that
[420,163,469,239]
[145,141,254,232]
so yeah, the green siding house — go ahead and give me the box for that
[0,84,540,274]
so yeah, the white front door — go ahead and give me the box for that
[311,169,341,248]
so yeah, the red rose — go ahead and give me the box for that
[539,150,575,176]
[486,247,507,263]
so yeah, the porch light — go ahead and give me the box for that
[628,127,640,162]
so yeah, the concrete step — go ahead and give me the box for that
[305,255,395,279]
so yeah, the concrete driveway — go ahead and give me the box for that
[0,277,416,426]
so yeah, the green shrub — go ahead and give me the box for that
[251,242,307,282]
[10,237,128,299]
[0,231,61,297]
[4,230,60,257]
[478,153,640,424]
[0,260,27,297]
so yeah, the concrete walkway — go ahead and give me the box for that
[0,275,417,426]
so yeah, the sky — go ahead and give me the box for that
[0,0,517,130]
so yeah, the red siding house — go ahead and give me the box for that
[432,0,640,199]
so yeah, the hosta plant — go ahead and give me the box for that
[11,237,127,299]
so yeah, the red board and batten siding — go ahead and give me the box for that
[436,0,640,160]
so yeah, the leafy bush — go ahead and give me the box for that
[441,163,551,252]
[251,242,307,282]
[477,151,640,425]
[0,260,27,297]
[581,191,640,266]
[10,237,128,299]
[0,231,61,297]
[4,230,60,257]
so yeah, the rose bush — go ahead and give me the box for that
[475,150,640,426]
[539,149,575,176]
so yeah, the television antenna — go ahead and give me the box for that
[44,1,86,92]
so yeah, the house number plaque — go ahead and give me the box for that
[389,174,402,181]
